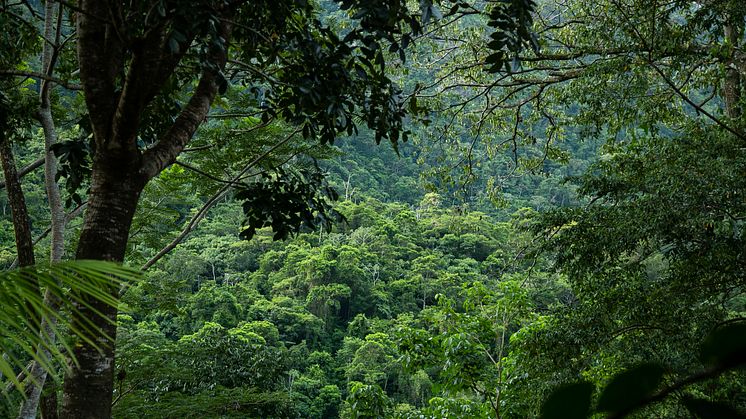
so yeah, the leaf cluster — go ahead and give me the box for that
[236,162,344,241]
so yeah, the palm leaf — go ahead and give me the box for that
[0,260,141,389]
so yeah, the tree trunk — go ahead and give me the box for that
[0,136,36,268]
[0,131,51,419]
[0,129,41,320]
[60,152,145,419]
[59,5,230,415]
[18,2,67,416]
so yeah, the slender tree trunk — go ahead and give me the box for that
[18,3,67,416]
[41,97,65,262]
[60,152,145,418]
[0,131,50,418]
[0,129,42,334]
[0,136,36,268]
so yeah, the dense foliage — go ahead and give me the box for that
[1,0,745,418]
[112,184,561,417]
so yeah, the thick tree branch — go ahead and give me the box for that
[111,25,196,149]
[76,0,123,146]
[0,156,43,190]
[0,70,81,90]
[140,70,220,179]
[140,20,232,180]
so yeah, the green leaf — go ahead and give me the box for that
[597,363,666,414]
[700,323,746,367]
[0,261,141,389]
[485,53,503,65]
[540,381,594,419]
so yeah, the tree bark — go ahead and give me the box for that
[18,3,67,417]
[0,137,35,268]
[60,151,145,419]
[0,130,47,418]
[60,4,140,415]
[0,129,41,314]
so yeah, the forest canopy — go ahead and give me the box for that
[0,0,744,418]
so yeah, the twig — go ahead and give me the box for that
[173,160,235,185]
[0,70,81,90]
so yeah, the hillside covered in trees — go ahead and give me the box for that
[1,0,745,418]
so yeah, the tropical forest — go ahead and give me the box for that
[0,0,744,418]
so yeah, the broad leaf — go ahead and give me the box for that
[700,323,746,368]
[597,363,665,414]
[540,381,594,419]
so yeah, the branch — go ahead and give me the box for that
[647,60,745,140]
[173,160,234,185]
[182,145,214,152]
[608,353,746,418]
[227,59,290,86]
[0,70,82,90]
[0,156,44,190]
[110,16,196,147]
[140,70,220,179]
[141,127,301,270]
[606,324,667,342]
[140,19,232,179]
[2,9,56,46]
[607,0,745,140]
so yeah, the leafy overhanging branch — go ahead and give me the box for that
[540,322,746,419]
[236,162,344,241]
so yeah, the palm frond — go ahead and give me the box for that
[0,260,141,389]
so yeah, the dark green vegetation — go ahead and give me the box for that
[1,0,746,418]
